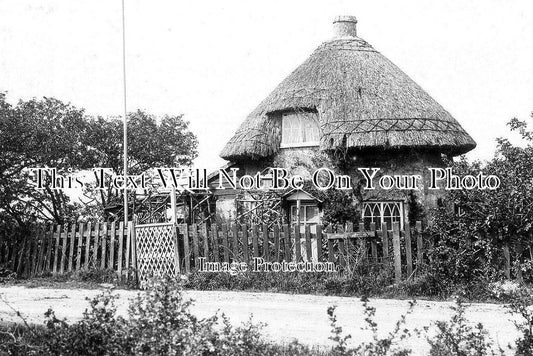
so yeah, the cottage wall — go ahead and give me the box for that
[243,147,445,224]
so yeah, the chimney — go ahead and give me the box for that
[333,15,358,38]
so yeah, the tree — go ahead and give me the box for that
[426,112,533,285]
[446,114,533,244]
[0,94,95,226]
[0,93,198,226]
[82,110,198,220]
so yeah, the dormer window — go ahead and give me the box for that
[280,111,320,148]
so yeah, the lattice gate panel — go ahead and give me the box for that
[135,223,180,287]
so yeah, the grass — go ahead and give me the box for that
[1,268,137,290]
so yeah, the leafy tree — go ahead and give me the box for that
[0,94,94,226]
[426,112,533,286]
[446,114,533,246]
[0,93,198,227]
[82,110,198,220]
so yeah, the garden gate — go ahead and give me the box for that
[135,222,180,287]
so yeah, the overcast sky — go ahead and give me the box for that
[1,0,532,171]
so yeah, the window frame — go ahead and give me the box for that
[361,201,404,230]
[280,111,320,148]
[290,203,320,226]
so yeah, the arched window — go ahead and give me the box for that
[362,201,404,230]
[281,111,319,148]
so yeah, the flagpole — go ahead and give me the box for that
[122,0,128,226]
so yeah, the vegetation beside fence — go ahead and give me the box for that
[0,218,527,292]
[175,221,422,285]
[0,221,136,280]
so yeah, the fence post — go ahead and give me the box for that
[202,224,209,262]
[222,224,230,263]
[252,224,259,258]
[100,222,108,269]
[53,225,61,275]
[392,222,402,283]
[370,223,377,264]
[231,224,239,260]
[273,224,280,262]
[29,229,39,277]
[326,226,334,264]
[316,225,323,262]
[283,224,291,262]
[44,224,53,273]
[180,224,191,273]
[84,222,92,270]
[76,222,84,271]
[60,225,68,274]
[36,227,46,276]
[110,221,116,270]
[191,224,199,268]
[262,224,269,262]
[358,222,366,264]
[405,224,413,277]
[117,221,124,278]
[305,224,312,262]
[338,225,347,268]
[211,225,220,263]
[93,223,101,269]
[294,223,302,262]
[130,220,137,284]
[416,221,423,268]
[125,221,132,277]
[172,224,180,275]
[67,224,75,273]
[381,222,389,265]
[242,224,250,263]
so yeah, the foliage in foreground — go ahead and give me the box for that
[426,300,503,356]
[0,278,416,356]
[1,279,533,355]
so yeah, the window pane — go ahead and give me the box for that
[281,112,319,145]
[306,206,319,222]
[362,201,404,230]
[304,118,320,142]
[290,206,297,223]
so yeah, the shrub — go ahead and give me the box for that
[506,288,533,355]
[0,278,421,355]
[426,299,502,356]
[351,296,414,356]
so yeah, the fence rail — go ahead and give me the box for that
[1,220,525,284]
[0,221,136,279]
[175,221,424,283]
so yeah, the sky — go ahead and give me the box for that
[1,0,532,172]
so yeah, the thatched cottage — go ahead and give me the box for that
[212,16,475,229]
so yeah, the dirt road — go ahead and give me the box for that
[0,286,518,355]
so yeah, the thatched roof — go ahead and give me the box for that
[220,16,476,161]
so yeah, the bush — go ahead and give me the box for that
[0,277,422,355]
[426,299,503,356]
[506,288,533,355]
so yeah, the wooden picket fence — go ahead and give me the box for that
[175,221,425,283]
[1,219,529,285]
[0,220,424,283]
[0,221,136,280]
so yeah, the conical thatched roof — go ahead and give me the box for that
[220,16,476,161]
